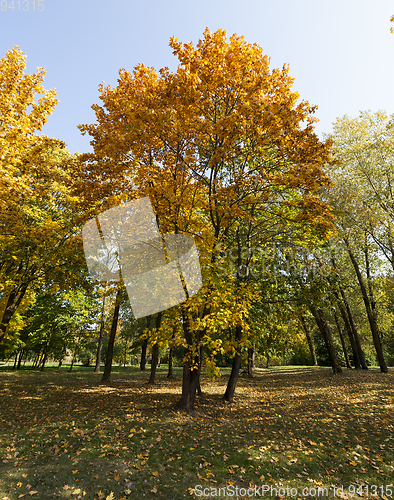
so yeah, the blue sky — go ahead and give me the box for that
[1,0,393,154]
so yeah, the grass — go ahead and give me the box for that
[0,364,393,500]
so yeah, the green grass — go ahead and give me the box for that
[0,365,393,500]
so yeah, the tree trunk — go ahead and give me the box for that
[17,350,24,370]
[0,283,29,343]
[102,289,122,382]
[299,315,318,365]
[197,345,205,396]
[345,238,388,373]
[330,256,367,369]
[334,291,361,369]
[148,313,162,385]
[178,313,200,415]
[40,344,48,372]
[94,295,106,373]
[140,315,151,371]
[12,353,18,369]
[223,325,243,402]
[148,344,159,384]
[339,287,368,369]
[247,347,254,377]
[167,346,173,379]
[32,353,39,369]
[178,354,200,415]
[309,306,342,374]
[333,311,352,369]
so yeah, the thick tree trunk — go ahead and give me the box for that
[299,315,318,365]
[167,347,173,379]
[102,289,122,383]
[94,295,106,373]
[333,311,352,369]
[345,239,388,373]
[148,344,159,384]
[223,325,243,402]
[309,306,342,374]
[178,355,200,415]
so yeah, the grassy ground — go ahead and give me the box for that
[0,364,393,500]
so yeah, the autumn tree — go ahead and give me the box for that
[80,29,333,414]
[0,47,88,344]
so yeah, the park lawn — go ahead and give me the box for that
[0,365,393,500]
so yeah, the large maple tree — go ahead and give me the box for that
[80,28,334,413]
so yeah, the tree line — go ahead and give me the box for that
[1,29,394,415]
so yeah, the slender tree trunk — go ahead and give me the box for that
[37,351,44,370]
[197,345,205,396]
[309,306,342,374]
[223,325,243,402]
[339,287,368,369]
[102,289,122,382]
[32,353,39,369]
[178,312,200,415]
[123,338,128,367]
[40,344,48,372]
[140,339,148,371]
[345,239,388,373]
[94,295,106,373]
[16,349,24,370]
[299,315,318,365]
[69,355,75,372]
[57,359,63,370]
[223,228,250,402]
[167,346,173,379]
[247,347,255,377]
[334,291,361,369]
[140,315,151,371]
[12,353,18,370]
[148,312,162,385]
[330,256,367,369]
[333,311,352,369]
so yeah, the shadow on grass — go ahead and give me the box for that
[0,366,393,499]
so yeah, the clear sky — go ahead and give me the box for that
[1,0,393,154]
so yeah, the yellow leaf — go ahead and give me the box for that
[152,471,159,477]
